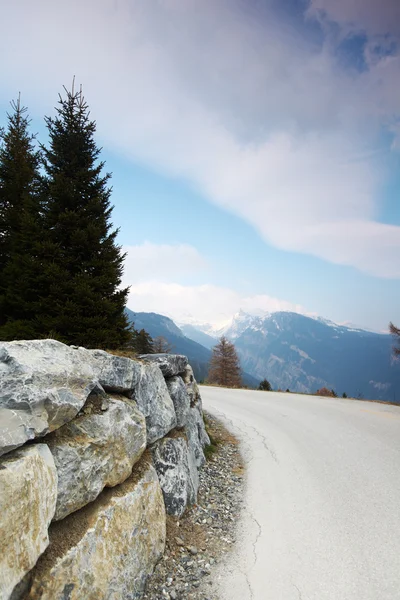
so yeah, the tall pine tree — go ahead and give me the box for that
[39,84,131,348]
[0,96,45,339]
[207,336,242,388]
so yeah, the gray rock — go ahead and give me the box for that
[139,354,188,378]
[134,363,177,444]
[185,407,208,468]
[193,401,211,448]
[47,393,147,520]
[0,340,99,456]
[182,366,210,450]
[24,460,166,600]
[182,365,201,406]
[87,349,141,394]
[0,445,57,600]
[151,436,199,517]
[166,376,191,428]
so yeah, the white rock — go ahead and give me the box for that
[0,340,98,456]
[47,393,146,520]
[0,445,57,600]
[87,349,141,393]
[166,376,190,428]
[134,363,177,444]
[0,341,144,457]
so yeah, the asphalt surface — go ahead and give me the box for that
[200,386,400,600]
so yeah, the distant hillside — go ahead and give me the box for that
[206,310,399,401]
[179,324,217,350]
[125,309,259,387]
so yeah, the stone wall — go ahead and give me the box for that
[0,340,210,600]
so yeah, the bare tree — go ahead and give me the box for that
[389,322,400,356]
[152,336,172,354]
[207,336,242,388]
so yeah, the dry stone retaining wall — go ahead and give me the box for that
[0,341,209,600]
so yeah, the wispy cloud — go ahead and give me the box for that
[308,0,400,36]
[126,281,307,327]
[122,242,206,283]
[1,0,399,276]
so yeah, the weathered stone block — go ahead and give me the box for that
[166,376,190,428]
[24,460,166,600]
[185,405,209,468]
[47,393,146,520]
[87,349,141,394]
[134,363,176,444]
[0,340,98,456]
[139,354,188,378]
[151,436,198,517]
[0,445,57,600]
[182,364,201,406]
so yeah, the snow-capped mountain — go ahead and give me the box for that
[182,310,400,402]
[125,309,260,388]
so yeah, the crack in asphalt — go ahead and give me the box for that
[245,508,262,567]
[293,582,305,600]
[222,560,255,600]
[207,404,264,599]
[246,423,279,464]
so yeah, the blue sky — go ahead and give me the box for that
[1,0,399,331]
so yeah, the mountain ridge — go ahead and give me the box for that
[181,310,399,402]
[125,308,260,388]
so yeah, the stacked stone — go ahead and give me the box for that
[0,341,209,600]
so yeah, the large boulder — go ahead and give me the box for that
[0,341,144,457]
[151,436,198,517]
[139,354,188,378]
[24,460,166,600]
[134,363,176,444]
[0,340,98,456]
[47,392,146,520]
[0,445,57,600]
[166,376,190,428]
[87,349,141,394]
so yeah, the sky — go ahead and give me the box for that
[1,0,399,331]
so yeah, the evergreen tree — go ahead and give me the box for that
[207,336,242,387]
[134,329,154,354]
[0,96,45,339]
[258,379,272,391]
[39,84,131,348]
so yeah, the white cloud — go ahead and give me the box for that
[1,0,400,277]
[122,242,206,283]
[126,281,308,327]
[308,0,400,37]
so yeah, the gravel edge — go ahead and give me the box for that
[143,410,245,600]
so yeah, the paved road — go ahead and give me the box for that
[200,386,400,600]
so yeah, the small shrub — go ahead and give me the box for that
[204,441,219,460]
[203,413,219,461]
[315,387,337,397]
